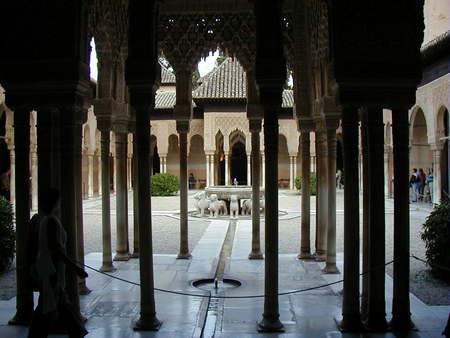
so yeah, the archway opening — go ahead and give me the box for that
[231,141,247,185]
[188,135,206,188]
[216,131,225,185]
[150,135,160,175]
[167,134,179,177]
[278,134,289,188]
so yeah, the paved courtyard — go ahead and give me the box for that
[0,189,448,337]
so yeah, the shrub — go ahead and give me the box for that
[151,173,180,196]
[421,198,450,280]
[295,172,317,195]
[0,196,15,273]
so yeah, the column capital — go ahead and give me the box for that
[176,120,190,134]
[249,119,262,133]
[297,117,315,132]
[430,142,444,151]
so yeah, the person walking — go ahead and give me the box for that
[418,168,426,201]
[427,168,434,203]
[410,168,419,202]
[28,188,88,338]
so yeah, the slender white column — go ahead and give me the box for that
[432,146,442,204]
[247,154,251,185]
[293,156,297,184]
[31,149,38,210]
[163,156,167,173]
[210,155,215,186]
[160,156,164,173]
[88,154,94,198]
[112,155,116,192]
[261,153,265,187]
[10,150,15,205]
[289,156,294,190]
[225,152,229,185]
[384,149,390,198]
[127,155,132,190]
[97,154,102,195]
[206,155,210,187]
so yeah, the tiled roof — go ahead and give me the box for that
[161,67,176,84]
[282,90,294,108]
[155,58,293,109]
[155,91,176,109]
[194,58,246,99]
[155,91,196,109]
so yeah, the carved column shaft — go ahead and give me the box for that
[366,108,388,330]
[249,120,263,259]
[341,108,362,330]
[315,128,328,261]
[206,154,210,187]
[88,154,94,197]
[132,136,139,258]
[390,108,413,330]
[177,120,191,259]
[299,131,312,259]
[114,132,130,261]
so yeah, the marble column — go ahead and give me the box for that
[289,156,294,190]
[249,119,263,259]
[133,110,160,330]
[31,149,38,210]
[210,154,215,186]
[114,132,130,261]
[206,154,210,187]
[99,129,115,272]
[88,154,94,198]
[9,109,33,325]
[9,150,15,205]
[390,108,414,330]
[261,153,265,187]
[365,108,388,331]
[159,156,164,173]
[384,149,390,198]
[74,122,90,295]
[360,113,370,320]
[323,127,339,273]
[247,154,251,185]
[225,152,230,185]
[177,120,191,259]
[340,107,363,331]
[432,146,442,204]
[132,137,139,258]
[315,129,328,262]
[259,104,283,332]
[298,131,313,259]
[59,106,82,313]
[111,154,116,193]
[97,154,102,195]
[293,156,297,185]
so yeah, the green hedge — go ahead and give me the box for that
[421,198,450,280]
[151,173,180,196]
[0,196,15,273]
[294,172,317,195]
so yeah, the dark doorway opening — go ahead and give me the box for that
[231,142,247,185]
[153,145,160,175]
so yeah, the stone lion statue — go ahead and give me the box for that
[241,199,252,215]
[208,194,228,218]
[193,191,210,217]
[229,194,239,218]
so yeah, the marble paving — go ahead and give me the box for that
[0,218,448,337]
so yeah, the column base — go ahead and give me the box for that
[248,251,264,260]
[113,252,131,261]
[257,316,284,332]
[297,251,314,260]
[364,314,389,332]
[337,315,364,332]
[78,280,92,295]
[133,316,162,331]
[314,252,327,262]
[8,311,33,326]
[130,251,139,258]
[177,252,192,259]
[322,263,340,274]
[389,316,416,332]
[99,263,116,273]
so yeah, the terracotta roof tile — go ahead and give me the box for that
[161,67,176,84]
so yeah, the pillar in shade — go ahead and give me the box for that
[365,107,388,331]
[298,130,313,259]
[315,128,328,262]
[390,108,414,330]
[247,154,251,185]
[8,108,33,325]
[248,119,263,260]
[340,107,363,331]
[114,132,130,261]
[176,120,191,259]
[99,127,115,272]
[323,125,339,274]
[206,154,210,187]
[225,152,230,185]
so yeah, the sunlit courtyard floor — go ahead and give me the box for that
[0,190,448,337]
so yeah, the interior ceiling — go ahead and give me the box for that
[159,0,294,13]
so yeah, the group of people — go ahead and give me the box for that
[410,168,433,203]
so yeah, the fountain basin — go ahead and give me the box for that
[205,185,264,200]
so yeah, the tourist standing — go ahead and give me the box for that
[188,173,196,189]
[418,168,426,201]
[410,168,419,202]
[427,168,434,203]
